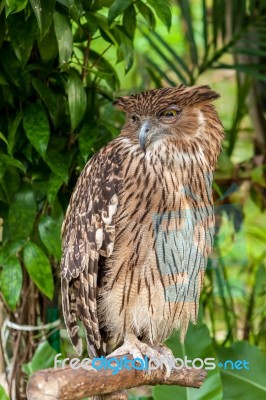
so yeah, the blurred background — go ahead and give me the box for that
[0,0,265,399]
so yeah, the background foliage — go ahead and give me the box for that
[0,0,265,399]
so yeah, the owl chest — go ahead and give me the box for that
[120,158,189,221]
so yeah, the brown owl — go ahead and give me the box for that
[61,84,224,370]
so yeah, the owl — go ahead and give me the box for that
[61,85,224,369]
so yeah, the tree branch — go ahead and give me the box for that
[26,355,206,400]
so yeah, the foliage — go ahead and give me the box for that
[0,385,10,400]
[154,323,223,400]
[142,0,266,152]
[0,1,171,310]
[0,0,170,397]
[137,1,266,399]
[0,0,265,399]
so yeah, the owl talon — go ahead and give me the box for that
[106,336,177,377]
[107,343,144,361]
[107,335,161,365]
[152,344,176,378]
[107,342,176,377]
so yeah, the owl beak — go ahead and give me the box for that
[139,120,153,151]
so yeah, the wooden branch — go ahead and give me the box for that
[26,355,206,400]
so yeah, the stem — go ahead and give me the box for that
[82,34,91,83]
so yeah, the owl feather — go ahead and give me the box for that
[61,84,224,360]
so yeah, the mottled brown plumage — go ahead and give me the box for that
[61,84,224,362]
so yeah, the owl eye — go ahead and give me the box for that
[131,115,139,123]
[160,109,178,118]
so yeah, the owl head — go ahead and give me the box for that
[113,85,224,158]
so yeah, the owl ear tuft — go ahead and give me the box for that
[190,85,220,105]
[113,96,130,112]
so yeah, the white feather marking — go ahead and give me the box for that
[106,242,114,257]
[88,273,94,287]
[195,109,205,137]
[102,195,118,224]
[95,228,103,250]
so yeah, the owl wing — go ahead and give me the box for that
[154,203,214,341]
[61,146,122,358]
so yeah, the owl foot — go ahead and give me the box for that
[151,344,176,378]
[107,334,161,362]
[107,335,175,378]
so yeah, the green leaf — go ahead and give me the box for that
[0,256,22,310]
[1,166,21,203]
[0,72,8,86]
[143,31,188,84]
[0,385,10,400]
[82,0,98,11]
[91,13,118,45]
[37,23,58,62]
[89,49,119,89]
[29,0,42,31]
[144,56,176,86]
[7,113,22,155]
[54,11,73,66]
[108,0,132,25]
[0,12,5,48]
[8,187,36,240]
[45,148,69,183]
[146,66,162,87]
[47,174,63,204]
[23,242,54,300]
[32,78,58,123]
[0,154,25,179]
[0,241,25,265]
[135,0,155,30]
[22,340,57,375]
[122,4,136,39]
[6,0,28,15]
[179,0,198,64]
[82,12,99,36]
[38,215,62,260]
[56,0,74,8]
[232,47,266,58]
[251,166,266,187]
[147,0,171,30]
[0,154,25,175]
[91,0,114,8]
[154,323,223,400]
[78,121,98,160]
[0,43,20,86]
[23,102,50,158]
[67,69,87,130]
[29,0,55,37]
[114,26,134,72]
[0,132,9,149]
[150,30,191,77]
[6,13,38,66]
[202,0,208,58]
[216,342,266,399]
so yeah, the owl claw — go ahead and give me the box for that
[107,336,176,378]
[151,344,176,378]
[107,341,161,363]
